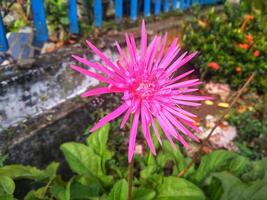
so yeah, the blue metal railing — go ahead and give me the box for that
[0,0,221,52]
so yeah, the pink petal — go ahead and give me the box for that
[174,95,212,101]
[141,19,147,58]
[163,110,199,142]
[150,116,162,145]
[160,113,189,147]
[70,65,115,84]
[72,55,113,77]
[120,108,132,128]
[154,32,168,68]
[128,107,140,162]
[168,70,195,85]
[167,51,198,75]
[156,115,177,149]
[141,105,156,155]
[173,100,201,107]
[86,40,119,71]
[163,105,195,122]
[81,87,123,97]
[166,79,200,89]
[90,103,128,132]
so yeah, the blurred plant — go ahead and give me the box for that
[227,110,267,158]
[44,0,69,40]
[1,0,30,32]
[183,1,267,93]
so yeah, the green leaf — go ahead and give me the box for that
[107,179,128,200]
[60,142,113,185]
[242,158,267,181]
[24,186,47,200]
[0,194,14,200]
[209,171,267,200]
[86,123,113,164]
[0,162,58,181]
[60,17,69,25]
[0,176,15,195]
[194,150,249,183]
[133,187,156,200]
[50,178,72,200]
[60,142,102,176]
[155,177,205,200]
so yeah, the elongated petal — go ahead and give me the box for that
[90,103,128,132]
[70,65,114,84]
[167,51,198,75]
[167,70,195,85]
[160,113,189,147]
[86,40,119,71]
[141,105,156,155]
[163,110,199,142]
[128,107,140,162]
[150,116,162,145]
[174,95,212,101]
[141,19,147,58]
[120,108,132,128]
[81,87,123,97]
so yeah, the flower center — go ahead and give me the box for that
[136,81,156,99]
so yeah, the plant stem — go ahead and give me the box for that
[127,158,134,200]
[178,72,255,177]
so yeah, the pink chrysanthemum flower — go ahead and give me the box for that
[71,20,210,162]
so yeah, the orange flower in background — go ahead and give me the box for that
[238,43,250,50]
[236,66,241,73]
[245,34,253,45]
[240,15,254,32]
[208,62,220,70]
[253,50,260,57]
[245,15,254,21]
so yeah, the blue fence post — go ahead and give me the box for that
[164,0,169,12]
[130,0,138,21]
[68,0,79,34]
[187,0,192,8]
[31,0,49,42]
[180,0,185,10]
[144,0,151,17]
[154,0,161,15]
[173,0,178,10]
[94,0,102,27]
[115,0,123,21]
[0,13,8,52]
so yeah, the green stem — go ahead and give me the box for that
[127,158,134,200]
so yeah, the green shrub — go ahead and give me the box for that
[182,1,267,93]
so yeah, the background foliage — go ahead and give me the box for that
[183,0,267,92]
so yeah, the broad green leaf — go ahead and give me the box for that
[161,140,184,167]
[0,194,14,200]
[133,187,156,200]
[70,181,103,199]
[0,163,54,181]
[24,186,47,200]
[50,178,72,200]
[107,179,128,200]
[242,158,267,181]
[209,171,267,200]
[194,150,249,183]
[60,142,102,176]
[51,183,67,200]
[60,143,113,185]
[0,176,15,195]
[86,124,113,171]
[155,177,205,200]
